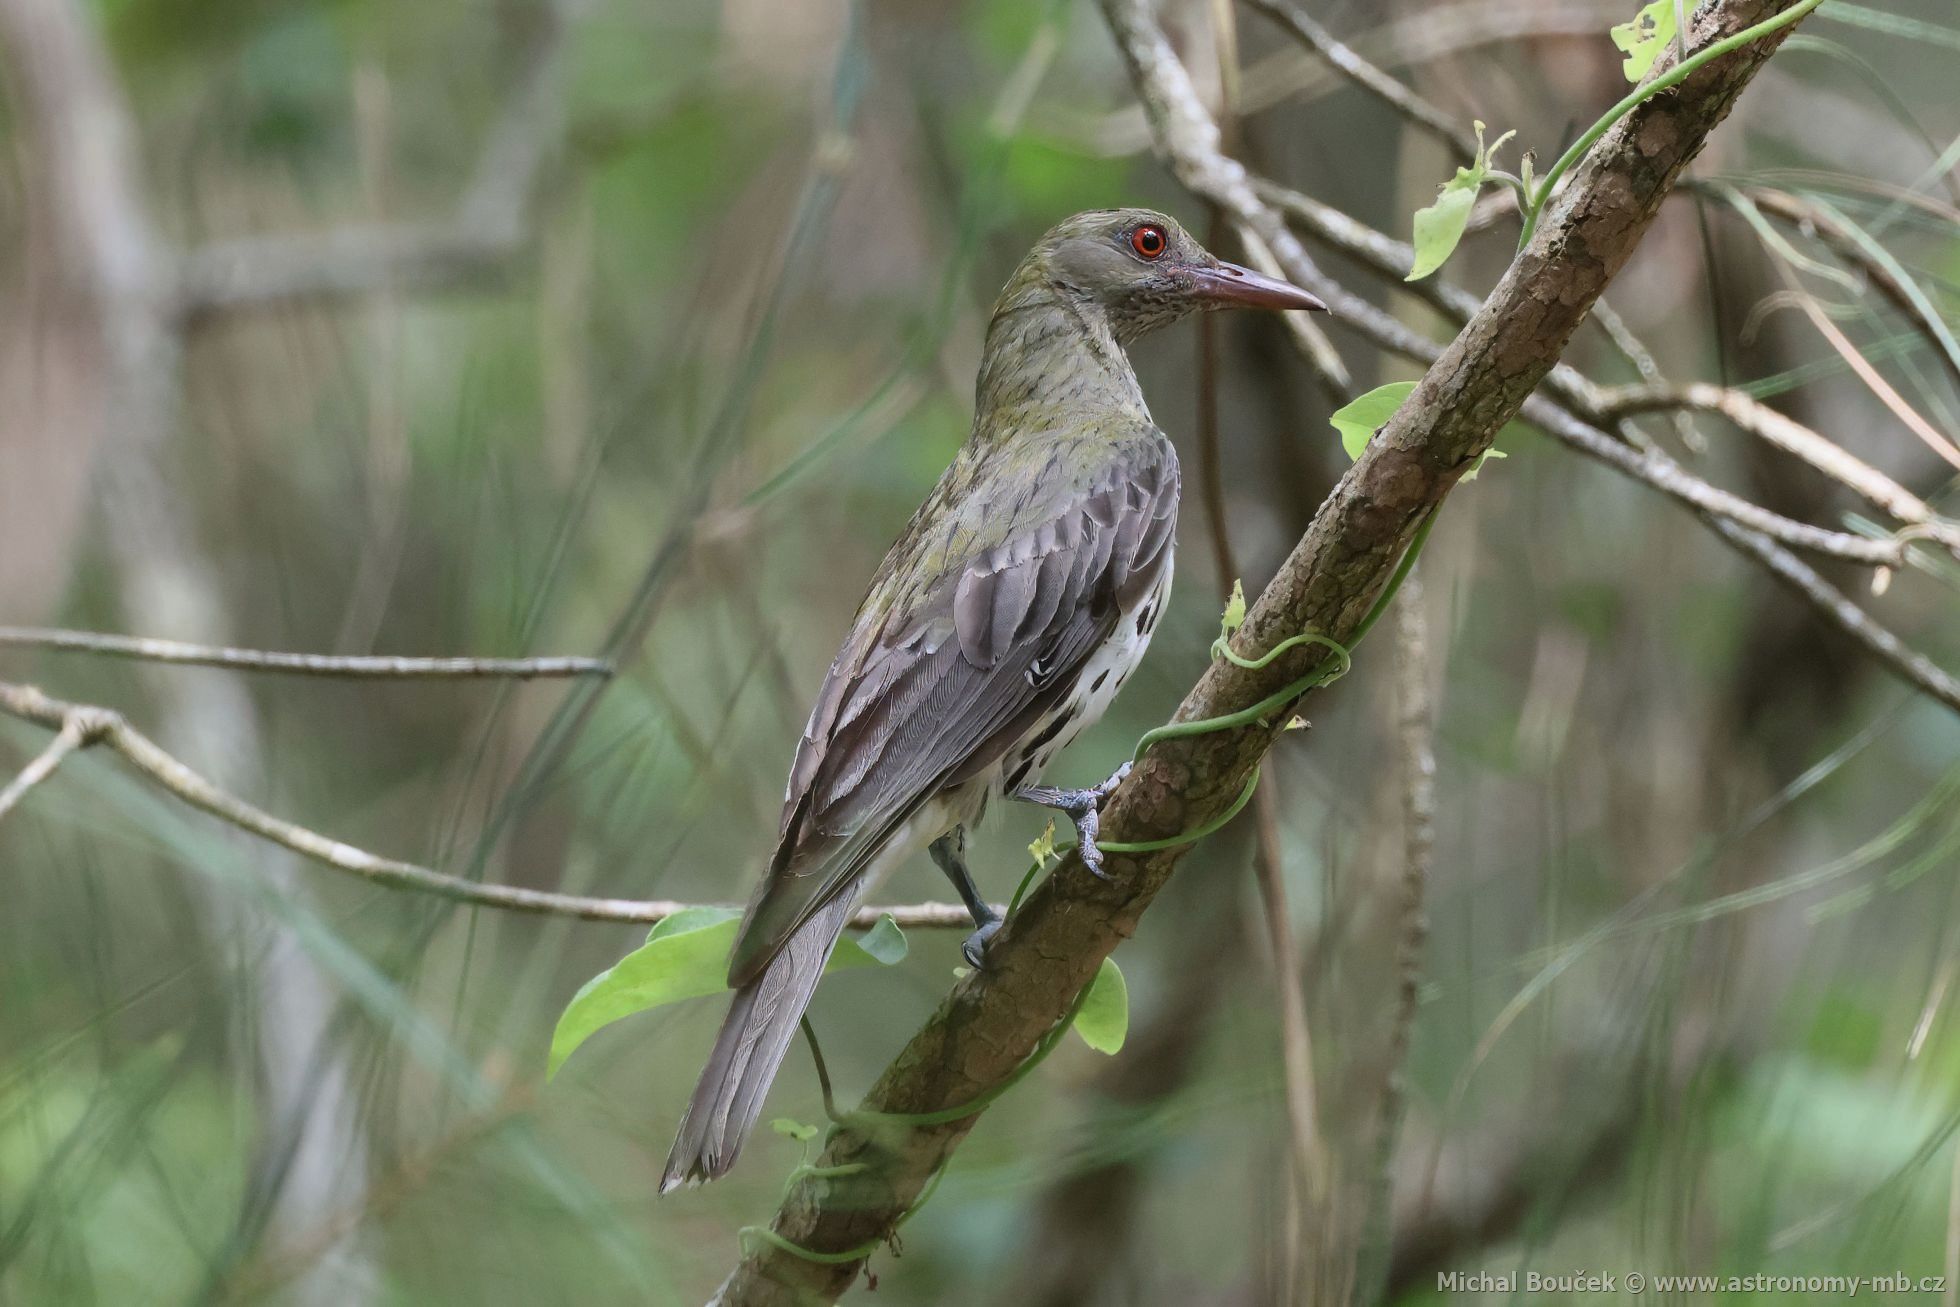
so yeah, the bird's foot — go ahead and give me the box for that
[1014,761,1134,881]
[961,918,1002,969]
[932,831,1006,965]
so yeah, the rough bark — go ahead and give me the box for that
[716,2,1815,1301]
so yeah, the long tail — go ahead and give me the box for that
[661,889,856,1191]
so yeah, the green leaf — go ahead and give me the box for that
[1027,819,1059,868]
[1610,0,1678,81]
[1406,120,1514,281]
[647,903,740,944]
[1408,174,1481,282]
[771,1117,820,1143]
[548,910,909,1079]
[1071,958,1129,1054]
[1329,382,1418,461]
[852,913,909,966]
[549,914,741,1079]
[1220,579,1247,638]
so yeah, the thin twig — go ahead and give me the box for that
[1246,190,1905,572]
[1700,516,1960,714]
[1242,0,1476,161]
[1066,0,1633,158]
[1520,405,1911,566]
[1195,136,1326,1284]
[0,627,613,679]
[0,680,988,928]
[0,715,92,821]
[1235,228,1352,398]
[1251,771,1329,1214]
[1588,297,1707,453]
[1598,382,1960,553]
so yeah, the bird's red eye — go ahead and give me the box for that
[1130,225,1168,259]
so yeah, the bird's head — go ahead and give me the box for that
[1008,208,1327,343]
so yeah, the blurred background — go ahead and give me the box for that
[3,0,1958,1302]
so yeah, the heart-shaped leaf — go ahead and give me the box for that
[1330,382,1418,461]
[1071,957,1129,1054]
[548,911,910,1079]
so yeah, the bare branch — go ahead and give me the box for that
[0,627,613,679]
[1517,401,1960,714]
[1064,0,1633,158]
[1242,0,1477,161]
[0,714,91,821]
[1515,401,1912,566]
[1587,297,1709,453]
[1235,1,1702,459]
[1251,769,1329,1251]
[1597,382,1960,551]
[0,680,988,929]
[1194,221,1326,1278]
[1702,516,1960,713]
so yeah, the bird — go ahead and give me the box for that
[662,208,1326,1190]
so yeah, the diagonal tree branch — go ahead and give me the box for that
[1243,0,1478,161]
[711,1,1826,1301]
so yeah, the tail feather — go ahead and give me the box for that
[661,890,856,1191]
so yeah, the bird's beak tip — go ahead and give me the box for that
[1191,260,1328,313]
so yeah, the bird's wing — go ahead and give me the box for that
[727,436,1178,985]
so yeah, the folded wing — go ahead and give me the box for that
[727,437,1178,985]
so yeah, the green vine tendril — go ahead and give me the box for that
[753,508,1440,1268]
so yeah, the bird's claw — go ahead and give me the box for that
[1074,803,1113,881]
[1014,760,1135,882]
[962,919,1002,969]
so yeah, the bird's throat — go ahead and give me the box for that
[973,294,1151,440]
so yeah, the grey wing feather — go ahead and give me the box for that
[726,438,1179,985]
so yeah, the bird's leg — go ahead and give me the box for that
[1013,761,1133,881]
[930,828,1001,968]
